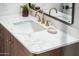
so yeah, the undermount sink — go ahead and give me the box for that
[12,20,45,34]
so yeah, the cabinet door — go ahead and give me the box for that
[3,28,11,56]
[2,25,16,56]
[10,35,17,56]
[14,38,32,56]
[9,35,32,56]
[2,25,17,56]
[0,24,5,56]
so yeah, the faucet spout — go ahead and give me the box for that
[49,8,57,15]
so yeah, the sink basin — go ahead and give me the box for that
[12,20,45,34]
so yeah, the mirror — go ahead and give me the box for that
[29,3,75,25]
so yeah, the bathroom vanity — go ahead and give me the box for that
[0,14,78,56]
[0,3,79,56]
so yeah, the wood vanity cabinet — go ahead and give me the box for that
[0,24,62,56]
[0,24,5,55]
[0,24,11,56]
[10,35,33,56]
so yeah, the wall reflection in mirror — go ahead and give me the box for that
[34,3,75,24]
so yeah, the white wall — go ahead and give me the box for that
[0,3,21,16]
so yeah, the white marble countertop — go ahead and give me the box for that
[0,14,79,54]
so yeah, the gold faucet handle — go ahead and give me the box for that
[36,15,41,22]
[45,20,49,26]
[41,16,45,24]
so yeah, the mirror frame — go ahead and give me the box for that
[29,3,75,25]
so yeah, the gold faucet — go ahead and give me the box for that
[35,9,49,26]
[41,10,45,24]
[41,10,50,26]
[49,8,57,15]
[35,9,45,24]
[45,20,49,26]
[35,9,41,22]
